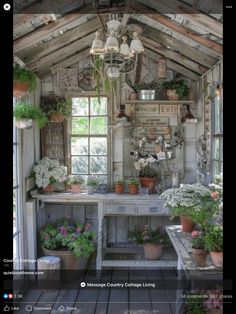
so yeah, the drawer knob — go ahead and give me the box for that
[118,206,125,211]
[149,206,158,212]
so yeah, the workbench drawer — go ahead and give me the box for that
[136,203,169,215]
[105,204,136,215]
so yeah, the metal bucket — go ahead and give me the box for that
[138,90,156,100]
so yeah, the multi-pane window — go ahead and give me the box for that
[70,97,108,183]
[211,85,223,178]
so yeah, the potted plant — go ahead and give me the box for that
[48,99,74,122]
[160,183,211,232]
[13,64,37,97]
[40,218,96,270]
[134,81,160,100]
[204,289,223,314]
[191,230,208,267]
[86,176,98,194]
[65,175,85,193]
[162,79,188,100]
[32,157,67,193]
[128,178,139,194]
[114,179,125,194]
[13,102,48,129]
[204,225,223,269]
[185,292,205,314]
[128,225,169,260]
[134,157,159,194]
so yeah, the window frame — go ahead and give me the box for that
[211,84,223,180]
[13,97,24,270]
[66,92,112,189]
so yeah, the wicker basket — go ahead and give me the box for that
[49,112,65,122]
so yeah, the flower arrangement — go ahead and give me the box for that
[160,183,210,220]
[134,157,158,178]
[40,218,96,258]
[128,225,169,245]
[204,289,223,311]
[32,157,67,188]
[191,230,205,250]
[65,175,85,185]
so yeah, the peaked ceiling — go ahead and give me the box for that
[13,0,223,81]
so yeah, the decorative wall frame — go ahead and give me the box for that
[57,68,78,89]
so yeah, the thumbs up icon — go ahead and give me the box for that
[3,305,10,311]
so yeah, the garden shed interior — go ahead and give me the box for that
[12,1,224,313]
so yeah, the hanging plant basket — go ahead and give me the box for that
[13,82,29,98]
[15,118,33,129]
[49,112,65,122]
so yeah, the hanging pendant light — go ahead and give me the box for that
[130,32,144,54]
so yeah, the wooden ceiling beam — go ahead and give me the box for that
[141,36,208,75]
[133,14,221,59]
[14,14,95,53]
[136,0,222,39]
[17,16,101,64]
[50,48,91,75]
[146,14,222,55]
[132,18,216,68]
[27,32,96,73]
[144,47,200,81]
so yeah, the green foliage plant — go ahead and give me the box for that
[128,178,139,185]
[48,99,74,120]
[13,64,37,92]
[13,102,48,128]
[65,175,85,185]
[114,179,125,186]
[204,225,223,252]
[162,79,188,97]
[86,176,98,186]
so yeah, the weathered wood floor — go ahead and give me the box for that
[14,269,181,314]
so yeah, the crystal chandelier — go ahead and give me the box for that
[90,15,144,79]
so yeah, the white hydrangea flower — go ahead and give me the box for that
[33,157,67,188]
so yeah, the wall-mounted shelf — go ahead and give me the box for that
[124,100,195,104]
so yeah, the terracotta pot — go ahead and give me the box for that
[13,82,29,98]
[114,184,124,194]
[192,248,208,267]
[139,177,157,194]
[210,251,223,269]
[49,112,65,122]
[42,184,54,193]
[71,184,81,193]
[129,184,139,194]
[42,247,88,270]
[144,243,163,260]
[166,89,179,100]
[180,216,195,233]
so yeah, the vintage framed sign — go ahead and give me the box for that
[159,104,181,114]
